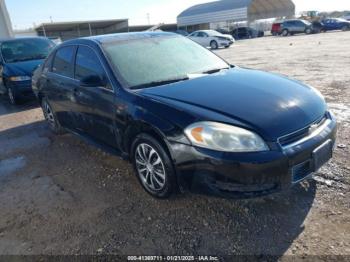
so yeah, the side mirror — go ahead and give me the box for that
[80,75,106,87]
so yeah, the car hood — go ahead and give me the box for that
[140,68,327,140]
[222,34,234,40]
[3,59,44,77]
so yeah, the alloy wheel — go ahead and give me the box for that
[8,88,15,104]
[135,143,166,191]
[210,41,218,50]
[43,100,55,127]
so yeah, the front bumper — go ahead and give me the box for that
[170,113,337,199]
[6,80,35,99]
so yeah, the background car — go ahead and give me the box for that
[281,19,313,36]
[322,18,350,31]
[271,22,282,36]
[188,30,235,49]
[312,21,325,33]
[0,37,55,104]
[232,27,264,39]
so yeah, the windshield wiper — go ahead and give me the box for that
[9,55,47,63]
[202,67,230,74]
[130,76,189,90]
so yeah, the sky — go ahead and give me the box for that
[4,0,350,30]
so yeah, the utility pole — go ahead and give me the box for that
[147,13,150,25]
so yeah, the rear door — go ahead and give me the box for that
[46,45,77,130]
[72,45,117,147]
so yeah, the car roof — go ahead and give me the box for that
[0,37,50,44]
[63,31,177,46]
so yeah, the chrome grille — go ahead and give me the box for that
[279,114,328,147]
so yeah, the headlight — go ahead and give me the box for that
[184,122,269,152]
[9,76,31,82]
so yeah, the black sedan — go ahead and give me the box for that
[0,37,54,104]
[32,32,337,199]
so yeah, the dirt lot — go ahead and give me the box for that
[0,31,349,257]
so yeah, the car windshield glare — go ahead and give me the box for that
[206,30,222,36]
[102,35,229,89]
[1,38,54,63]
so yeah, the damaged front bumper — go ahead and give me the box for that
[169,112,337,199]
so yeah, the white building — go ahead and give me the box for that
[0,0,13,38]
[177,0,295,32]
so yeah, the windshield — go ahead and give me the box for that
[103,35,229,89]
[206,30,223,36]
[1,38,55,63]
[301,20,311,25]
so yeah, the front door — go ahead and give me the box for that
[72,45,117,147]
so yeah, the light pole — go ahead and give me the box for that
[0,0,13,37]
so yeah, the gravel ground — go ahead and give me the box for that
[0,31,349,257]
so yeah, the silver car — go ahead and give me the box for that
[188,30,235,49]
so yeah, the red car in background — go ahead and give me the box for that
[271,22,282,36]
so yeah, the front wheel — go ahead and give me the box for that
[305,28,312,34]
[342,25,349,31]
[131,134,177,199]
[8,87,19,105]
[210,40,218,50]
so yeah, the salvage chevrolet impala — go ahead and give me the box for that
[32,32,337,199]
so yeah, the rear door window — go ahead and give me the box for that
[52,46,75,78]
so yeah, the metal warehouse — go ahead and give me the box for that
[177,0,295,31]
[35,19,129,41]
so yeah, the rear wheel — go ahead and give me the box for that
[42,98,65,134]
[210,40,218,50]
[282,29,289,36]
[131,134,176,199]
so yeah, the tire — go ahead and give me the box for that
[7,86,20,105]
[305,28,312,34]
[131,133,177,199]
[41,98,65,135]
[282,29,289,37]
[210,40,218,50]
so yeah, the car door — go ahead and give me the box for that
[46,45,78,130]
[325,19,336,30]
[72,45,117,147]
[295,21,305,32]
